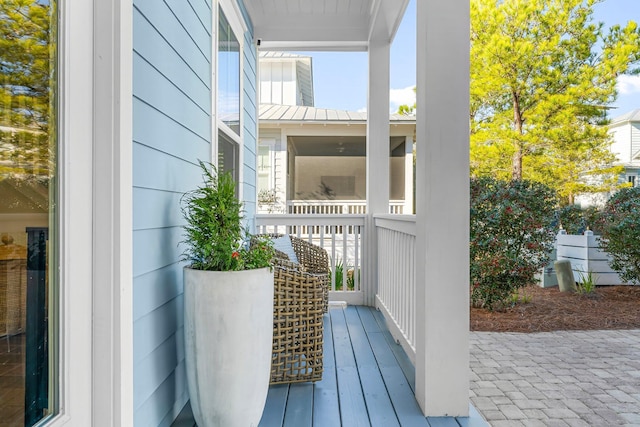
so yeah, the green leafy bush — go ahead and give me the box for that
[598,187,640,284]
[181,161,274,271]
[470,177,558,310]
[330,261,356,290]
[556,205,602,235]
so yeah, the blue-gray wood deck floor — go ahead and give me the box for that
[173,305,487,427]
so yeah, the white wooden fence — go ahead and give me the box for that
[255,214,365,305]
[374,214,417,361]
[556,231,623,285]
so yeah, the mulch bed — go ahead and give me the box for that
[471,285,640,332]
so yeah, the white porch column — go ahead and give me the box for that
[404,135,414,214]
[365,39,390,306]
[414,0,470,417]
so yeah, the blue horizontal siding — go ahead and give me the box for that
[133,227,184,278]
[242,28,257,231]
[134,54,211,141]
[165,0,211,48]
[133,144,203,193]
[134,1,210,81]
[133,187,185,231]
[133,297,184,366]
[134,360,188,427]
[133,98,210,162]
[186,0,212,32]
[133,263,184,322]
[133,0,212,424]
[134,9,210,106]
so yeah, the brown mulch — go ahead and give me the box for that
[471,285,640,333]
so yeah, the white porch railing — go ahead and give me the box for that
[255,214,366,306]
[286,200,405,215]
[255,212,418,360]
[374,214,417,362]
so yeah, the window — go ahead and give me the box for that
[628,175,637,187]
[216,5,242,196]
[218,130,239,187]
[218,6,240,136]
[258,143,271,191]
[0,1,58,425]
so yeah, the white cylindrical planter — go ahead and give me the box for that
[184,267,274,427]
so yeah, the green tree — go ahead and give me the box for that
[470,0,640,204]
[397,86,416,115]
[0,0,54,177]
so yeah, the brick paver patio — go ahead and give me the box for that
[470,330,640,426]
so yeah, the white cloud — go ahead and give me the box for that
[357,107,368,113]
[389,85,416,113]
[617,75,640,95]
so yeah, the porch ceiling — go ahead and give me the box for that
[243,0,409,51]
[288,135,406,157]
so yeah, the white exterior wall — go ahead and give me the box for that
[610,124,632,164]
[259,60,298,106]
[257,129,287,213]
[609,122,640,166]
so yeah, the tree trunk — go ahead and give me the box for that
[512,147,523,180]
[511,92,524,180]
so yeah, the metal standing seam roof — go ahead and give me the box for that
[259,104,416,123]
[610,109,640,125]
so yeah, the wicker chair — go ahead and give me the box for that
[256,234,329,384]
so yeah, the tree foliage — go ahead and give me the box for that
[470,0,640,204]
[470,177,558,310]
[0,0,54,177]
[598,187,640,284]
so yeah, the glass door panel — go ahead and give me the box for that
[0,1,58,425]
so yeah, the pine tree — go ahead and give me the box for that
[470,0,640,203]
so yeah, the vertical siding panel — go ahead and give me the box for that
[132,0,212,426]
[632,123,640,158]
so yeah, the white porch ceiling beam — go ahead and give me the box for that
[414,0,470,418]
[245,0,409,51]
[369,0,409,43]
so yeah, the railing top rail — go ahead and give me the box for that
[287,200,406,205]
[255,213,366,226]
[373,214,417,236]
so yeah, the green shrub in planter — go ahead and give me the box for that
[181,161,274,271]
[470,177,558,310]
[598,187,640,284]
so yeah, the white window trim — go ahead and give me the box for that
[258,138,275,191]
[46,0,133,425]
[214,1,245,201]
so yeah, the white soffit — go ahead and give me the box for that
[243,0,409,51]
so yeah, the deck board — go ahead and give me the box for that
[372,308,417,392]
[173,306,487,427]
[282,383,313,427]
[259,384,288,427]
[345,307,400,427]
[332,308,370,426]
[312,310,341,427]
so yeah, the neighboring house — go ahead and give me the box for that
[0,1,470,426]
[257,53,416,214]
[575,109,640,207]
[608,109,640,187]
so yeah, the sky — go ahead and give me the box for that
[300,0,640,118]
